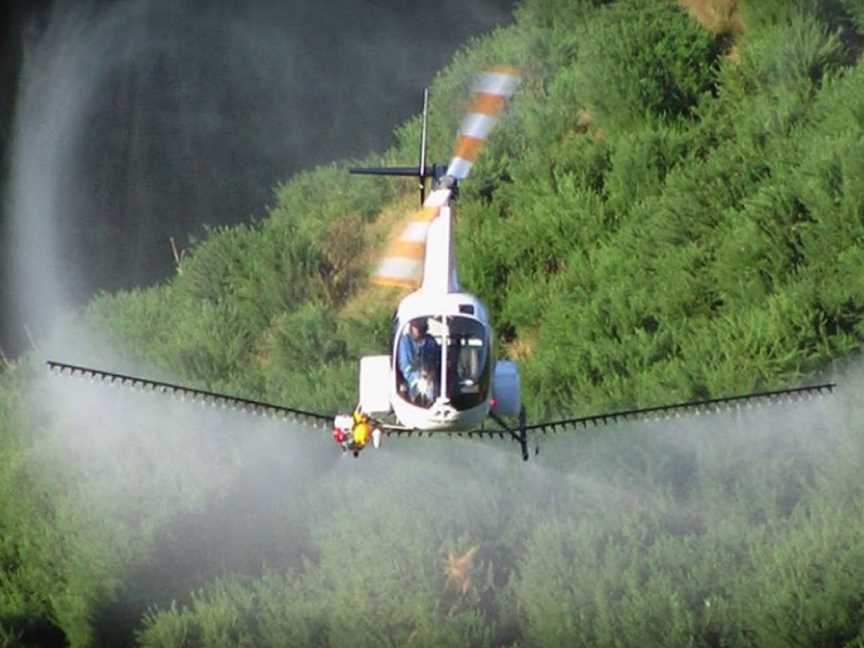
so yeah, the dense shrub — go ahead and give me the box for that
[733,9,846,96]
[570,0,723,127]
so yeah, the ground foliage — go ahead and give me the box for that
[1,0,864,645]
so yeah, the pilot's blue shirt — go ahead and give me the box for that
[398,333,439,388]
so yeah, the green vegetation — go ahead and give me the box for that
[2,0,864,645]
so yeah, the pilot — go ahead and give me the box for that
[398,318,440,406]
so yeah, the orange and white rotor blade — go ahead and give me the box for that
[371,188,451,289]
[446,65,521,180]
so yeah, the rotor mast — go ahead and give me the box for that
[350,88,461,294]
[349,88,444,207]
[352,67,520,293]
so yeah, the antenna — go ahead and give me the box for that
[351,88,445,206]
[419,88,428,204]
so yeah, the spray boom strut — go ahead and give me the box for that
[46,360,334,427]
[520,382,837,435]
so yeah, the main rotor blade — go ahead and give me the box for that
[46,360,335,427]
[370,187,452,289]
[446,65,520,180]
[523,382,837,434]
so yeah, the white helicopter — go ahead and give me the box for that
[340,66,525,453]
[47,67,837,460]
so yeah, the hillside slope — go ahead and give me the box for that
[87,0,864,417]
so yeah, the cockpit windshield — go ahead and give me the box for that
[395,315,491,411]
[445,316,491,410]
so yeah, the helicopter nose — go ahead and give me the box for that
[432,402,457,422]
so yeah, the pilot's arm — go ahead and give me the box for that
[398,335,419,387]
[419,335,440,371]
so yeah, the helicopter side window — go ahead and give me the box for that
[446,316,491,411]
[395,317,442,409]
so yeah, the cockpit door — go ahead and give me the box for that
[444,316,491,411]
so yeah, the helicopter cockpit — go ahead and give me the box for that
[395,315,491,411]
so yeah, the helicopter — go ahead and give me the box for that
[343,66,525,451]
[47,67,837,460]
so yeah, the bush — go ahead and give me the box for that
[571,0,723,127]
[732,9,846,96]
